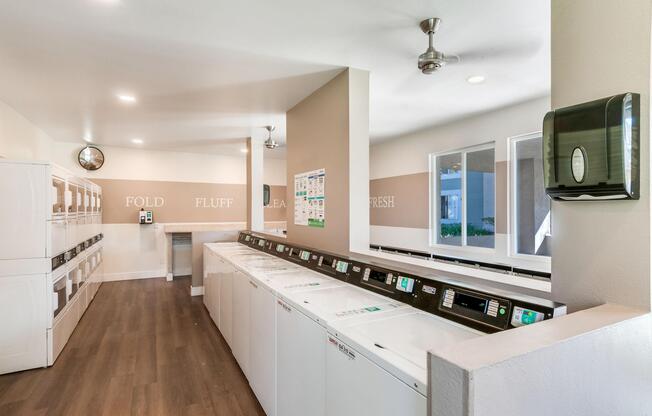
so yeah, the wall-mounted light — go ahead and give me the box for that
[131,138,144,144]
[117,93,137,103]
[466,75,486,84]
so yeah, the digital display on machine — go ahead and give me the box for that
[276,244,285,253]
[335,260,349,273]
[258,239,266,247]
[300,250,311,261]
[453,292,488,313]
[244,235,251,242]
[319,255,334,267]
[395,276,415,293]
[365,269,387,283]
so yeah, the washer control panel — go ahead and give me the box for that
[237,231,566,333]
[439,286,511,330]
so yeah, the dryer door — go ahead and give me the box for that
[0,273,48,374]
[0,163,48,260]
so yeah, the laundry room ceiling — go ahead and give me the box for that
[0,0,550,155]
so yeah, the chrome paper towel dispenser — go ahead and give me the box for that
[542,92,639,200]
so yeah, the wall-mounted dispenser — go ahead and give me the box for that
[542,92,639,200]
[139,208,153,224]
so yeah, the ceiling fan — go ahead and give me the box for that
[417,18,460,74]
[264,125,279,149]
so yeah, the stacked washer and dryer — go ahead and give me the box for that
[0,159,104,375]
[204,232,566,416]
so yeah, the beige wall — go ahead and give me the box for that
[551,0,651,312]
[370,173,429,229]
[0,99,53,160]
[286,69,350,254]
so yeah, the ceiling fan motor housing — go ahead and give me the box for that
[417,17,451,74]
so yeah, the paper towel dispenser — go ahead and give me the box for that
[542,92,639,200]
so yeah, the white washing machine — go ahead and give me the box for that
[275,282,409,416]
[325,308,482,416]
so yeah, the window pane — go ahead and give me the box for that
[515,137,551,256]
[466,148,495,248]
[436,153,462,246]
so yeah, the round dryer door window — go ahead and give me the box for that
[571,147,586,183]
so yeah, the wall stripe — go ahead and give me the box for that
[369,163,508,233]
[370,172,429,229]
[93,178,286,224]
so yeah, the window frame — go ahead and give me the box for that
[429,141,496,252]
[508,132,552,264]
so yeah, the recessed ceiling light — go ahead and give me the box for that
[131,138,143,144]
[117,94,137,103]
[466,75,486,84]
[240,148,249,153]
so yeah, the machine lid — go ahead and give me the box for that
[282,284,406,323]
[259,268,338,291]
[330,310,482,395]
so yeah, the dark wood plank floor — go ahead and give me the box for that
[0,277,266,416]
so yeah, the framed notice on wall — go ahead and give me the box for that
[294,168,325,228]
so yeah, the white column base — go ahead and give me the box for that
[190,285,204,296]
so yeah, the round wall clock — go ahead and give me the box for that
[78,145,105,171]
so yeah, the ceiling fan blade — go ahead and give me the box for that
[443,54,460,64]
[455,40,543,62]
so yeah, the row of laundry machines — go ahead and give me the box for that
[0,159,105,374]
[203,232,566,416]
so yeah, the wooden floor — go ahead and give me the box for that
[0,277,266,416]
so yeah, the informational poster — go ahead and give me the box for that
[294,168,325,228]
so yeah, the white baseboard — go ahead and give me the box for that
[166,272,173,282]
[190,285,204,296]
[173,267,192,276]
[103,269,167,282]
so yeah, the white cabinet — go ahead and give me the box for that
[325,335,426,416]
[231,270,251,376]
[249,281,277,416]
[0,273,48,373]
[203,248,215,319]
[219,262,234,348]
[277,298,326,416]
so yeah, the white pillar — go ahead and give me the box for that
[247,137,264,231]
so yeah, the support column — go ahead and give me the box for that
[285,68,370,255]
[246,137,264,232]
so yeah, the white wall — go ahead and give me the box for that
[429,304,652,416]
[52,141,287,186]
[369,96,551,273]
[550,0,651,312]
[0,100,53,160]
[370,96,549,180]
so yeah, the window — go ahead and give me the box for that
[432,144,495,249]
[511,133,551,257]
